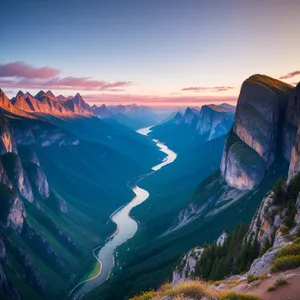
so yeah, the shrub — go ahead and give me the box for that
[219,291,261,300]
[268,277,287,291]
[268,285,276,291]
[275,277,287,286]
[164,281,208,299]
[258,273,267,280]
[272,254,300,271]
[277,244,300,258]
[247,274,257,283]
[130,291,156,300]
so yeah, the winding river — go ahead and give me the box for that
[68,126,177,300]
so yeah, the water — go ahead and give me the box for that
[68,126,177,299]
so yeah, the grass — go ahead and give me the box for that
[268,277,287,291]
[82,261,101,281]
[271,254,300,271]
[271,243,300,271]
[130,280,261,300]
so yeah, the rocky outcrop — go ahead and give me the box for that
[7,195,26,233]
[216,232,228,246]
[283,83,300,161]
[284,83,300,181]
[0,115,17,155]
[172,246,204,285]
[221,75,293,190]
[25,163,49,199]
[183,107,198,124]
[0,160,12,189]
[0,186,26,233]
[59,197,68,214]
[220,131,266,190]
[197,105,234,140]
[247,241,292,276]
[1,153,34,202]
[0,239,5,261]
[246,192,280,247]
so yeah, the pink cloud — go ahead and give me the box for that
[0,62,60,79]
[0,77,132,91]
[182,86,234,92]
[280,71,300,80]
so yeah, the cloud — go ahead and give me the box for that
[0,62,60,79]
[0,61,132,91]
[0,76,132,91]
[280,71,300,80]
[182,86,234,92]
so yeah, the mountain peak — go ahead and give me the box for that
[45,90,56,100]
[35,90,46,99]
[17,90,24,97]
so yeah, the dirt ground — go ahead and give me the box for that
[239,269,300,300]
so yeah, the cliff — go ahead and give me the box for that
[1,153,34,202]
[0,115,17,155]
[287,84,300,181]
[0,184,26,233]
[221,75,293,190]
[197,105,234,140]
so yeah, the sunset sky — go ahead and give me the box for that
[1,0,300,107]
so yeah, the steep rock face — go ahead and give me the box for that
[0,186,26,233]
[0,115,17,155]
[183,107,198,124]
[63,93,94,117]
[220,131,266,190]
[0,160,12,189]
[197,105,234,140]
[221,75,292,189]
[25,162,49,199]
[7,195,26,233]
[247,242,291,276]
[288,84,300,181]
[216,232,228,246]
[246,192,281,248]
[172,246,204,285]
[0,238,5,261]
[283,83,300,161]
[1,153,34,202]
[233,75,291,166]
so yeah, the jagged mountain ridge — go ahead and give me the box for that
[10,89,94,118]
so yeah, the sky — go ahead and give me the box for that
[0,0,300,107]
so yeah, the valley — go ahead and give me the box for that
[68,126,177,300]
